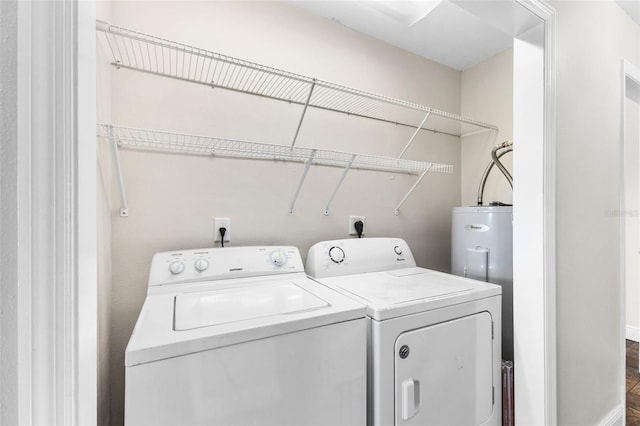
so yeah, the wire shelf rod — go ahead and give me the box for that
[99,124,452,216]
[97,125,454,175]
[323,154,356,216]
[289,149,317,215]
[399,112,431,158]
[108,64,461,139]
[97,20,498,134]
[394,167,432,216]
[108,127,129,217]
[291,80,316,147]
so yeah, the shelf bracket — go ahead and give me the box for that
[291,79,316,147]
[394,165,433,216]
[489,128,498,145]
[289,149,317,215]
[461,127,493,138]
[108,126,129,217]
[398,112,431,158]
[323,154,356,216]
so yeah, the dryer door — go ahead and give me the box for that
[394,312,494,425]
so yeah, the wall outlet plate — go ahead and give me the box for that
[214,217,231,242]
[349,215,366,236]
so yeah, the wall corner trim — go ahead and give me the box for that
[13,0,97,424]
[599,404,624,426]
[514,0,558,424]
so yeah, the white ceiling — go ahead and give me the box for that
[616,0,640,26]
[286,0,518,71]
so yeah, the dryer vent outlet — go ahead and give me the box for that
[349,216,366,236]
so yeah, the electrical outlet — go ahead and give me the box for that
[349,216,366,236]
[214,217,231,242]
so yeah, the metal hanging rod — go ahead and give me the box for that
[96,20,498,137]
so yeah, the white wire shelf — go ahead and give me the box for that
[97,125,453,174]
[98,124,453,217]
[96,20,497,139]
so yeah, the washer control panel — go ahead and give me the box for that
[306,238,416,278]
[148,246,303,287]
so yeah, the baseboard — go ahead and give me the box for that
[599,404,624,426]
[627,325,640,342]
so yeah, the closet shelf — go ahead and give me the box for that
[96,20,497,138]
[97,125,453,175]
[98,124,452,217]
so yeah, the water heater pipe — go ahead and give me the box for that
[477,140,513,206]
[491,140,513,186]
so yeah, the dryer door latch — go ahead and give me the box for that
[401,378,421,420]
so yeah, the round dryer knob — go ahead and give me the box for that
[194,258,209,272]
[394,246,403,255]
[270,250,288,267]
[169,260,185,275]
[328,246,345,263]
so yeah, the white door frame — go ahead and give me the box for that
[514,1,557,424]
[457,2,557,423]
[620,59,640,421]
[1,0,97,424]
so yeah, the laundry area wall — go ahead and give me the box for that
[461,49,513,206]
[96,1,513,425]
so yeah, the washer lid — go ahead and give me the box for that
[174,282,328,331]
[317,267,501,321]
[125,274,365,366]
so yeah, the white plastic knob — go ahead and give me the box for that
[169,260,185,275]
[328,246,345,263]
[194,258,209,272]
[394,246,403,255]
[271,250,287,267]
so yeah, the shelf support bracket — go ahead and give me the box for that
[398,112,431,158]
[108,126,129,217]
[289,149,317,215]
[394,165,433,216]
[489,128,498,145]
[291,79,316,147]
[323,154,356,216]
[461,127,493,138]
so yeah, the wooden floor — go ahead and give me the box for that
[627,340,640,425]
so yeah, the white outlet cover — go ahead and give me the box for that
[348,216,366,236]
[214,217,231,242]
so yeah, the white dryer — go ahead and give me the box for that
[306,238,501,426]
[126,246,367,426]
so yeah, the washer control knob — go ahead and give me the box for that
[328,246,345,263]
[169,260,185,275]
[271,250,288,267]
[194,258,209,272]
[394,245,403,255]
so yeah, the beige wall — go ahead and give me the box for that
[552,1,640,424]
[461,49,513,207]
[99,1,466,424]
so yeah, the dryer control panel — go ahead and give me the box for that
[306,238,416,278]
[148,246,303,287]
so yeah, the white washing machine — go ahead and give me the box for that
[125,245,367,425]
[306,238,502,426]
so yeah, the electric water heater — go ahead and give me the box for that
[452,206,513,361]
